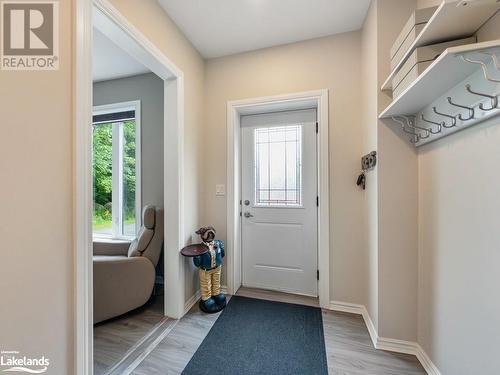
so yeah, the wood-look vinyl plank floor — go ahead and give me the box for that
[322,311,425,375]
[132,299,227,375]
[238,288,424,374]
[101,289,425,375]
[93,294,165,375]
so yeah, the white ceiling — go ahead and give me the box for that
[93,28,150,82]
[158,0,371,59]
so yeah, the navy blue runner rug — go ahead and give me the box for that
[182,295,328,375]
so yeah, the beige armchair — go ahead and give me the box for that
[93,205,164,324]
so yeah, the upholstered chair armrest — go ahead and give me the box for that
[93,256,155,323]
[93,239,131,256]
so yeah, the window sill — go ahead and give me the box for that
[93,235,135,242]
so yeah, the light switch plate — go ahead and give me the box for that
[216,184,226,196]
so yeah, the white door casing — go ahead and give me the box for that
[76,1,186,374]
[241,109,318,296]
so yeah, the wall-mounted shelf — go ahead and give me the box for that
[380,40,500,147]
[379,40,500,118]
[381,0,500,91]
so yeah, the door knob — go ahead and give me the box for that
[243,212,254,218]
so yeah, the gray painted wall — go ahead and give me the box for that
[93,73,164,210]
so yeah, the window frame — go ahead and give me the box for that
[92,100,142,240]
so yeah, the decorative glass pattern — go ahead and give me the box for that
[254,125,302,206]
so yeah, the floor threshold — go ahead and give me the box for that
[103,317,179,375]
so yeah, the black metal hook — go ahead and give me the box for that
[392,116,420,144]
[432,107,457,128]
[446,97,474,121]
[465,84,498,111]
[420,114,443,134]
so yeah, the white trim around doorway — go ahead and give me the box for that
[226,90,330,308]
[75,1,186,374]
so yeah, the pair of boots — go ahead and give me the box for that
[199,293,226,313]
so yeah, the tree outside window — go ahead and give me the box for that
[92,102,140,239]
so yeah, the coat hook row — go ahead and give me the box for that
[392,81,499,144]
[390,49,500,145]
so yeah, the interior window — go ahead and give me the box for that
[92,105,139,239]
[254,125,302,207]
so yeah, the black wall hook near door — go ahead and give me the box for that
[357,151,377,190]
[361,151,377,171]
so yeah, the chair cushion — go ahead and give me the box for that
[93,255,155,323]
[93,240,130,256]
[128,227,154,257]
[143,205,156,229]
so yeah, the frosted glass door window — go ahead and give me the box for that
[254,125,302,206]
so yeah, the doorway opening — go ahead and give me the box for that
[92,28,167,372]
[75,1,186,374]
[226,90,330,308]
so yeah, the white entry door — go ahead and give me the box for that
[241,109,318,296]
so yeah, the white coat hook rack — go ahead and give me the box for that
[380,41,500,147]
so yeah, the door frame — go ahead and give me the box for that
[75,0,186,374]
[226,90,330,308]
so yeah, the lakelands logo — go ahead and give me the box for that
[0,351,50,373]
[0,1,59,70]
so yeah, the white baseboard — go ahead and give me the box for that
[360,306,378,348]
[329,300,364,314]
[184,290,201,314]
[329,301,441,375]
[415,344,442,375]
[376,336,418,355]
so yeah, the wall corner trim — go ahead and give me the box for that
[328,301,441,375]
